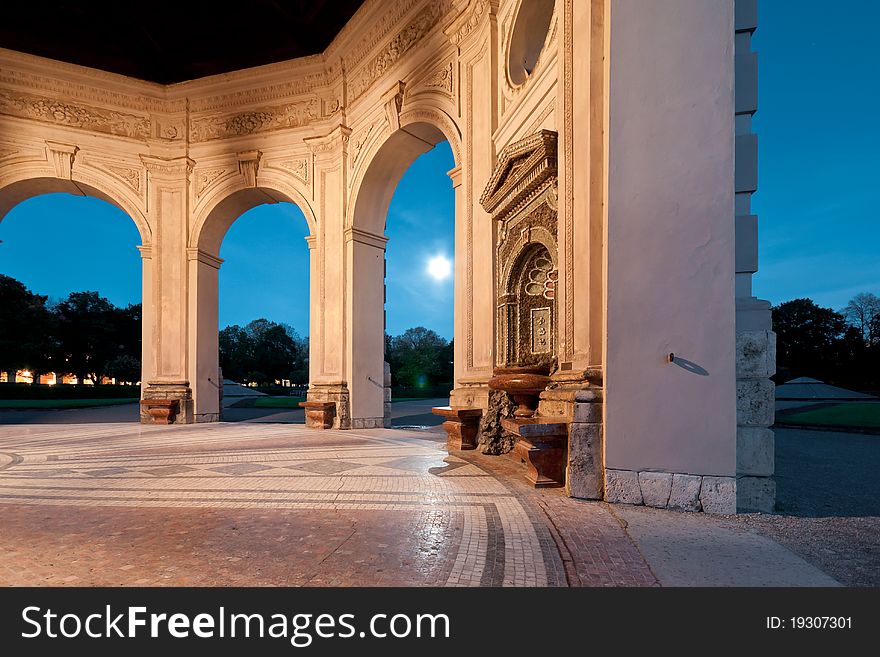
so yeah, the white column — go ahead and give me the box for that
[345,227,388,428]
[187,247,223,422]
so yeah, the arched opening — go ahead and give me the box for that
[349,120,458,429]
[0,181,146,423]
[191,187,312,423]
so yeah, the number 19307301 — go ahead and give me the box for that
[766,616,852,630]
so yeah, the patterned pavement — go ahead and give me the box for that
[0,422,657,587]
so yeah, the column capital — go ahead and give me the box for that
[304,235,317,250]
[304,125,352,159]
[140,154,195,180]
[344,226,388,249]
[137,244,153,260]
[447,165,463,188]
[186,247,224,269]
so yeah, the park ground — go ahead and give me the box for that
[0,400,876,587]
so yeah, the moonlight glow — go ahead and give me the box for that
[426,255,452,281]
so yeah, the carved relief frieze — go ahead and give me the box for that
[0,89,151,139]
[349,1,452,102]
[189,98,320,142]
[341,0,424,71]
[0,65,174,114]
[188,73,327,114]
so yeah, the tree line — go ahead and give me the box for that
[0,274,140,384]
[772,292,880,391]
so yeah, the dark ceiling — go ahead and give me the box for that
[0,1,366,84]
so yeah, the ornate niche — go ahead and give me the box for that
[481,130,559,367]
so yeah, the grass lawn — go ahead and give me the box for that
[776,402,880,430]
[251,397,306,409]
[0,398,139,410]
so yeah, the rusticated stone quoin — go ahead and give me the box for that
[566,421,603,500]
[737,475,776,513]
[700,476,737,514]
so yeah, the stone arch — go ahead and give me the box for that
[187,175,315,423]
[349,108,461,234]
[0,165,151,244]
[192,174,316,257]
[342,109,461,428]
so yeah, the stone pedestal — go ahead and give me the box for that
[299,401,336,429]
[305,383,350,429]
[501,417,568,488]
[432,406,482,450]
[140,380,191,424]
[139,399,179,425]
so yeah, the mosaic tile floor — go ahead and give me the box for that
[0,422,657,587]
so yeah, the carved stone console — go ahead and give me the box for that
[432,406,482,450]
[299,401,337,429]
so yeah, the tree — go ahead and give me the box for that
[219,319,308,386]
[52,291,119,384]
[386,327,453,387]
[842,292,880,347]
[771,298,852,384]
[0,274,55,379]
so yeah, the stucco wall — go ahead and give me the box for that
[604,0,736,476]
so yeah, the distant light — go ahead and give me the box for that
[426,255,452,281]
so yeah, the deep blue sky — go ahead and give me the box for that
[751,1,880,307]
[0,142,454,339]
[1,3,877,336]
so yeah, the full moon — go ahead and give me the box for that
[426,254,452,281]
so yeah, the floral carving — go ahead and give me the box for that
[0,89,150,139]
[105,164,142,194]
[420,62,454,94]
[275,159,310,185]
[195,167,229,198]
[350,1,451,101]
[190,99,320,142]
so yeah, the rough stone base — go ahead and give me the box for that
[605,468,737,514]
[737,475,776,513]
[477,388,518,454]
[306,383,350,429]
[194,413,221,423]
[351,417,385,429]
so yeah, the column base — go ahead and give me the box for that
[306,382,350,429]
[140,380,192,424]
